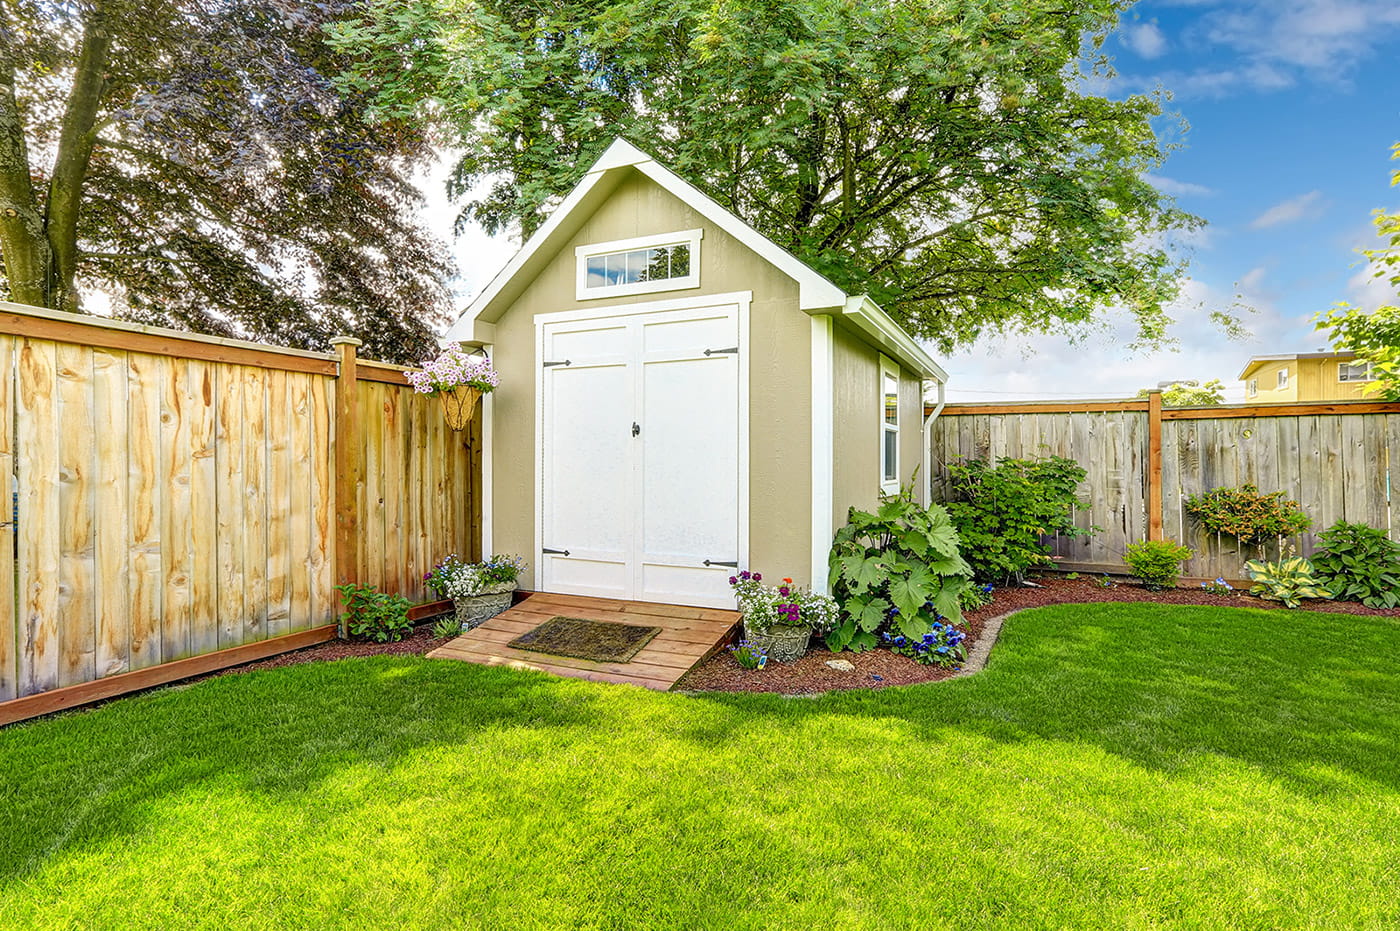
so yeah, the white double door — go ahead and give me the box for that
[539,302,743,609]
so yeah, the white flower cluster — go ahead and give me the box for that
[406,343,501,395]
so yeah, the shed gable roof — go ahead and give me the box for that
[445,138,946,381]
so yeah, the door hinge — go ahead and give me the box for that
[543,359,572,368]
[703,347,739,356]
[542,547,571,556]
[703,559,739,568]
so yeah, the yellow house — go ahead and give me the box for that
[1238,351,1376,403]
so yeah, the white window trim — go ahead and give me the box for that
[880,354,901,496]
[1339,361,1374,382]
[575,228,702,301]
[1277,367,1289,389]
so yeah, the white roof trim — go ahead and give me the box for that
[445,138,946,385]
[839,295,947,382]
[446,138,847,341]
[1237,350,1356,380]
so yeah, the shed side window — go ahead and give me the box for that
[881,359,900,492]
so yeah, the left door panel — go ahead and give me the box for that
[540,320,632,599]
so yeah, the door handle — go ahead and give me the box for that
[703,559,739,568]
[631,422,641,437]
[543,547,571,556]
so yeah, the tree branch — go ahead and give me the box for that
[0,16,50,306]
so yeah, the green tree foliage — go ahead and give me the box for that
[0,0,452,363]
[1315,143,1400,400]
[1135,379,1226,407]
[330,0,1201,350]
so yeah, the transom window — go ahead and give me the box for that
[881,357,900,493]
[576,229,702,300]
[1339,361,1375,382]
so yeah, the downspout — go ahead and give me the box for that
[920,377,947,506]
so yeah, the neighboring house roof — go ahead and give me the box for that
[1237,350,1357,381]
[445,138,947,381]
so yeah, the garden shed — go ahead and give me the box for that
[445,138,948,608]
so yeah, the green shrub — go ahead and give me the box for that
[1123,540,1194,591]
[943,455,1092,585]
[1244,556,1333,609]
[827,488,971,653]
[336,583,413,643]
[958,581,995,612]
[1310,521,1400,608]
[1183,485,1311,546]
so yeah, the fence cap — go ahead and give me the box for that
[329,336,363,348]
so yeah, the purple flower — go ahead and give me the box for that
[753,573,762,581]
[729,576,737,585]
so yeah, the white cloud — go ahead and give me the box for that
[1346,261,1397,310]
[1116,2,1400,98]
[1249,190,1327,229]
[1144,173,1215,197]
[1124,21,1169,59]
[935,275,1299,403]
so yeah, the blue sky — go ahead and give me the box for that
[438,1,1400,401]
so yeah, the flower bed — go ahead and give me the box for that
[676,574,1400,695]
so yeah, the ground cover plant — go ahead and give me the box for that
[3,602,1399,929]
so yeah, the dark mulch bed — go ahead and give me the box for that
[209,577,1400,696]
[673,576,1400,696]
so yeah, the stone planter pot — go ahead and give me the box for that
[453,582,516,632]
[439,385,483,431]
[743,621,810,663]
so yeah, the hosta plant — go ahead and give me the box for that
[1309,521,1400,608]
[827,488,972,652]
[1244,556,1334,609]
[1123,539,1193,591]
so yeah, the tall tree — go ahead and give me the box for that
[331,0,1201,350]
[0,0,452,364]
[1316,143,1400,401]
[1135,379,1225,407]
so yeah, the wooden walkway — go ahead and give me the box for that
[427,592,741,690]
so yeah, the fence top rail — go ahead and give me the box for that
[929,398,1400,419]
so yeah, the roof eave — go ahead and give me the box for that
[839,295,947,382]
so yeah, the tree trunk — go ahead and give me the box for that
[0,18,51,307]
[45,1,113,313]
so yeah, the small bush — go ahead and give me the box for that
[1123,540,1193,591]
[1310,521,1400,608]
[1183,485,1311,546]
[336,583,413,643]
[944,455,1092,585]
[827,487,971,653]
[729,640,768,670]
[1244,556,1333,609]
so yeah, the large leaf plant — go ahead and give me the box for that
[827,489,972,653]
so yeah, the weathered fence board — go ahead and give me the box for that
[931,398,1400,579]
[0,302,480,724]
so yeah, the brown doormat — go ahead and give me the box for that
[507,616,662,664]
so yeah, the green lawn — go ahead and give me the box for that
[2,603,1399,930]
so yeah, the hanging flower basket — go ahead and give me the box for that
[439,385,482,430]
[406,343,499,432]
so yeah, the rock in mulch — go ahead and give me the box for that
[824,659,856,672]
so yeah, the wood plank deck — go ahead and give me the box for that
[426,592,741,690]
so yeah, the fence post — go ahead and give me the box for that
[331,336,363,637]
[1147,389,1163,541]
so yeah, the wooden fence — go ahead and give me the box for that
[0,302,478,725]
[928,396,1400,580]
